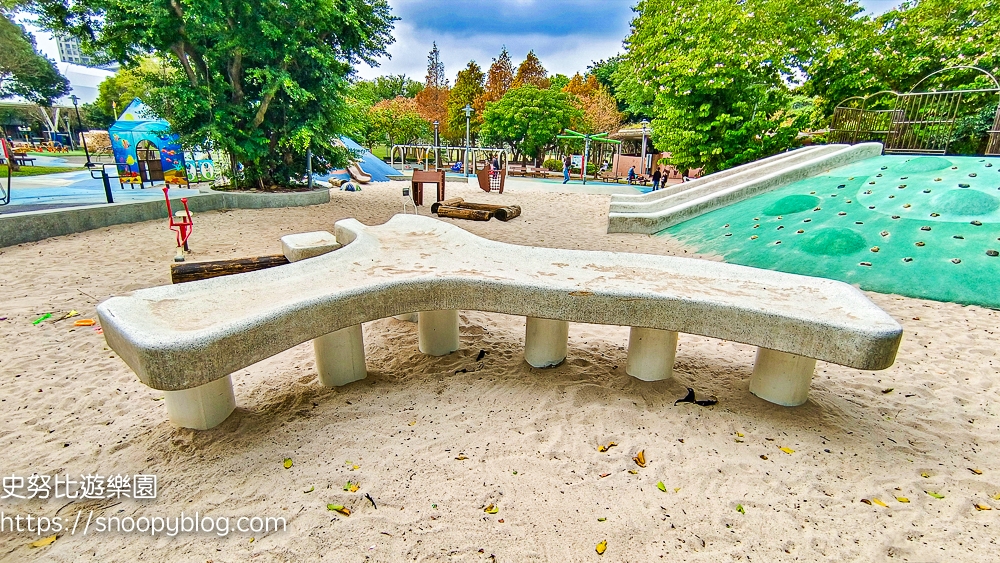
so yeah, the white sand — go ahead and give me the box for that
[1,179,998,561]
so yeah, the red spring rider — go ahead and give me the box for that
[162,187,193,262]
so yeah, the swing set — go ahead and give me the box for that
[555,130,622,185]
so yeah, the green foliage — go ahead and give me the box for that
[806,0,1000,118]
[480,85,581,161]
[33,0,396,187]
[548,74,570,91]
[618,0,859,173]
[0,14,69,104]
[368,96,427,147]
[350,75,423,105]
[447,61,484,140]
[587,56,630,116]
[542,158,562,171]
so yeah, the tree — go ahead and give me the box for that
[587,55,630,116]
[475,47,515,115]
[806,0,1000,117]
[0,14,68,104]
[617,0,859,173]
[447,61,484,141]
[548,74,570,91]
[513,50,549,89]
[350,74,423,104]
[480,86,581,162]
[563,73,622,134]
[414,42,450,139]
[368,96,428,148]
[34,0,396,187]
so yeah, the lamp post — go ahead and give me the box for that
[432,120,441,170]
[640,119,649,176]
[462,104,473,178]
[70,95,93,167]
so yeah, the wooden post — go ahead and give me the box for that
[435,206,492,221]
[170,254,290,284]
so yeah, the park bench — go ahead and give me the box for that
[598,171,621,183]
[97,215,902,430]
[507,163,528,176]
[11,152,35,166]
[526,165,547,177]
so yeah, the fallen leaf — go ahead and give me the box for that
[861,499,872,505]
[304,486,315,493]
[598,441,617,453]
[596,539,607,555]
[657,481,666,492]
[628,470,638,475]
[736,432,744,438]
[760,455,768,460]
[975,503,992,511]
[497,519,504,523]
[484,504,498,514]
[872,498,888,507]
[920,472,930,478]
[780,447,794,455]
[896,496,909,503]
[881,388,894,394]
[599,473,610,478]
[408,420,416,426]
[283,458,293,469]
[455,455,468,461]
[674,488,680,493]
[925,491,944,499]
[327,504,350,516]
[597,517,607,522]
[969,468,983,475]
[30,535,57,548]
[993,493,1000,501]
[632,450,646,468]
[736,504,745,514]
[343,482,360,493]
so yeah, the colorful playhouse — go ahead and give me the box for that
[109,99,188,187]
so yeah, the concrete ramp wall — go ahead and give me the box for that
[608,143,884,234]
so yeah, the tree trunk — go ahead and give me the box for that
[170,254,290,284]
[434,205,492,221]
[430,197,464,214]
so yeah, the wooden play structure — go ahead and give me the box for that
[410,169,446,206]
[475,152,507,194]
[431,197,521,222]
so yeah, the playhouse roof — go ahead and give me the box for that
[108,98,173,135]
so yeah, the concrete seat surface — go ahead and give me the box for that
[98,214,902,394]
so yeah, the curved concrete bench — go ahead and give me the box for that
[97,215,902,429]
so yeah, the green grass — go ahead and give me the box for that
[1,165,79,177]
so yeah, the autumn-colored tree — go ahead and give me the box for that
[474,47,515,115]
[447,61,485,141]
[368,96,428,147]
[562,73,623,134]
[513,50,549,89]
[415,42,450,140]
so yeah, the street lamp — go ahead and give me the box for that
[70,95,93,167]
[640,119,649,176]
[462,104,473,178]
[432,120,440,170]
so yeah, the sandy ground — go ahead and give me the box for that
[1,179,998,562]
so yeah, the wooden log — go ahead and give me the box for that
[450,202,522,221]
[435,205,492,221]
[171,254,290,284]
[431,197,465,214]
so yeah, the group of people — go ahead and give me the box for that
[627,165,679,190]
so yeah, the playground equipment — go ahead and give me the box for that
[110,99,189,188]
[557,130,622,185]
[390,144,508,174]
[411,169,446,205]
[331,138,373,183]
[475,152,507,194]
[162,187,193,262]
[0,138,12,206]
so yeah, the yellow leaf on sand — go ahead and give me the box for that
[779,447,794,455]
[925,491,945,499]
[872,498,888,507]
[975,503,992,511]
[628,470,638,475]
[30,535,57,548]
[598,441,617,453]
[920,472,930,478]
[993,493,1000,501]
[736,432,744,438]
[408,421,416,426]
[674,488,681,493]
[484,503,499,514]
[283,458,293,469]
[327,504,350,516]
[657,481,666,492]
[633,450,646,468]
[455,455,468,460]
[896,497,909,503]
[969,468,983,475]
[596,539,607,555]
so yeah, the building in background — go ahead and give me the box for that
[55,35,119,70]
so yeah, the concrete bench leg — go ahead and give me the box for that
[314,324,367,387]
[418,310,460,356]
[626,327,678,381]
[749,348,817,406]
[164,375,236,430]
[524,317,569,368]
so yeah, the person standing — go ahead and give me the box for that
[562,154,572,184]
[627,165,636,184]
[651,167,662,191]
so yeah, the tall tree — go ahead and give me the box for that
[0,14,69,104]
[617,0,859,173]
[475,47,515,115]
[563,74,622,134]
[351,74,423,104]
[447,61,485,141]
[415,43,450,140]
[512,50,549,89]
[34,0,396,187]
[480,85,581,162]
[368,95,428,147]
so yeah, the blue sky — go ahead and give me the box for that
[354,0,904,81]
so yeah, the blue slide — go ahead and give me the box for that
[315,137,398,183]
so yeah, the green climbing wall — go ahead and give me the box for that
[663,155,1000,308]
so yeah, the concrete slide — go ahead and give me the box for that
[607,143,884,234]
[346,163,372,184]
